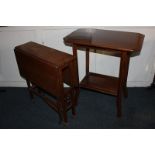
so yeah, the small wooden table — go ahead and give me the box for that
[64,28,145,117]
[14,42,78,124]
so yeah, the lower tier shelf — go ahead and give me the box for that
[80,72,119,96]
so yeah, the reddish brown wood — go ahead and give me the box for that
[117,52,128,117]
[64,28,144,53]
[64,28,145,117]
[122,52,130,98]
[80,73,118,96]
[86,48,89,76]
[26,80,34,100]
[14,42,78,124]
[72,45,80,105]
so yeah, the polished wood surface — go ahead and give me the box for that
[15,41,73,68]
[80,73,118,96]
[14,42,78,124]
[64,28,144,52]
[64,28,145,117]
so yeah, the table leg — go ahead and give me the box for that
[69,62,77,114]
[73,45,79,86]
[117,52,127,117]
[86,48,89,76]
[72,45,80,104]
[58,69,68,124]
[123,53,130,98]
[26,80,34,100]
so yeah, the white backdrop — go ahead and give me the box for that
[0,26,155,87]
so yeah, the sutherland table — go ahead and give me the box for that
[64,28,145,117]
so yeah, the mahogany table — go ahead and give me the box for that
[64,28,145,117]
[14,42,78,124]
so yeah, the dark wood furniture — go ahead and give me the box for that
[14,42,78,124]
[64,28,145,117]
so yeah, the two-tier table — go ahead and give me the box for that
[64,28,145,117]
